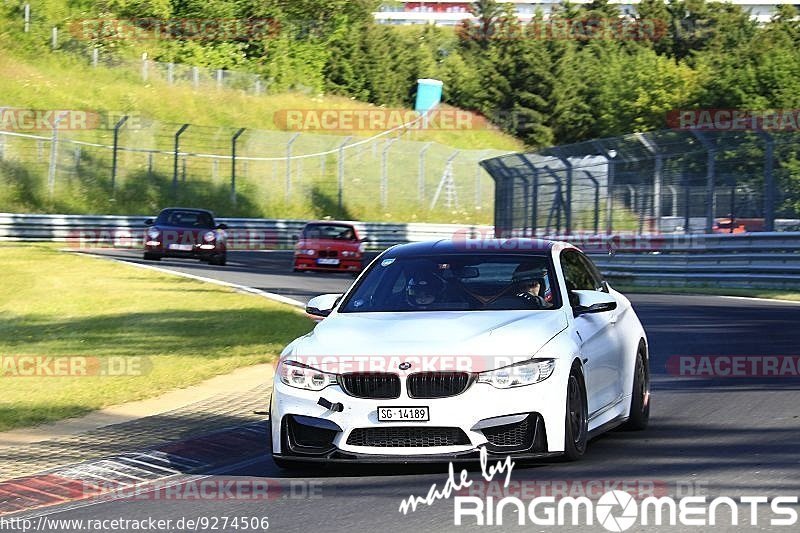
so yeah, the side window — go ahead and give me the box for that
[561,251,594,306]
[577,253,606,292]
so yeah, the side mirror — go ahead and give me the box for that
[306,293,343,318]
[144,218,154,226]
[216,223,228,230]
[572,290,617,316]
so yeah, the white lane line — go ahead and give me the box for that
[73,251,306,309]
[91,460,157,481]
[114,456,181,475]
[715,295,800,305]
[133,451,206,469]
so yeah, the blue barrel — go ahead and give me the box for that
[415,78,444,113]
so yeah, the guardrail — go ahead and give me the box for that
[0,213,491,251]
[2,213,799,289]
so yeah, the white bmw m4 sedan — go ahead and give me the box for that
[270,238,650,467]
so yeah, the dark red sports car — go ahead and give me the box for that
[293,221,365,274]
[143,208,228,266]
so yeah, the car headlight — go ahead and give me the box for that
[304,249,315,256]
[147,228,160,239]
[203,231,216,243]
[477,359,555,389]
[278,360,337,391]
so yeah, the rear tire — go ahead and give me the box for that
[209,254,226,266]
[143,253,161,261]
[621,349,650,431]
[562,364,588,461]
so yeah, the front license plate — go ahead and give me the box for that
[377,406,429,422]
[317,258,340,265]
[168,244,193,251]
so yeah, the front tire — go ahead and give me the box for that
[143,253,161,261]
[621,349,650,430]
[563,364,588,461]
[209,254,226,266]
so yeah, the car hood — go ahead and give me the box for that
[284,310,569,373]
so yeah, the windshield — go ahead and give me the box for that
[340,254,560,312]
[302,224,356,240]
[156,210,214,228]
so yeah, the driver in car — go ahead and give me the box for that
[512,264,550,308]
[406,272,445,308]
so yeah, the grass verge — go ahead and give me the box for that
[0,243,313,431]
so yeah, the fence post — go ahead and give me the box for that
[231,128,245,206]
[285,133,300,201]
[758,131,775,231]
[635,132,662,234]
[92,48,99,67]
[167,63,174,84]
[667,185,678,217]
[24,3,30,33]
[381,138,397,209]
[192,67,199,88]
[337,136,352,211]
[418,142,431,202]
[216,69,223,89]
[474,150,487,209]
[254,79,262,95]
[690,130,716,233]
[147,152,154,174]
[583,171,600,234]
[73,147,81,171]
[592,142,616,234]
[683,174,691,234]
[552,149,573,235]
[172,124,190,195]
[141,53,148,82]
[47,113,67,197]
[51,27,58,49]
[111,115,129,195]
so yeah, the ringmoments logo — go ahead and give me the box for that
[453,491,799,528]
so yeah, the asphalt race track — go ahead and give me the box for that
[23,250,800,532]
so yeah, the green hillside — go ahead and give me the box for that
[0,2,521,223]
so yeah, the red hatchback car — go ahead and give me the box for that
[293,221,365,274]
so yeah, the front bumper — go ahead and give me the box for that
[270,370,567,461]
[294,257,362,272]
[145,243,223,259]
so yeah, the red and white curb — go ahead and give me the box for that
[0,423,268,516]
